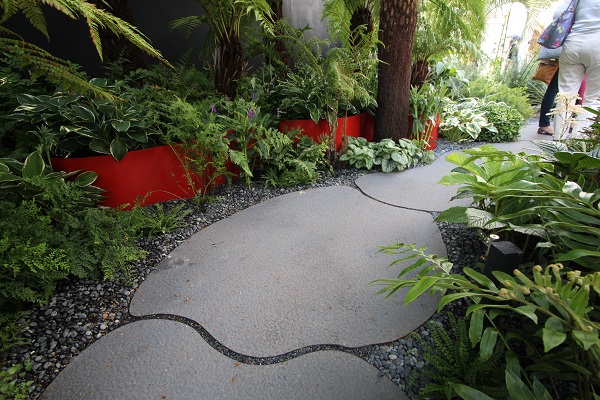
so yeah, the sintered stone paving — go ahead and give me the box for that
[131,185,444,357]
[356,122,542,211]
[41,319,405,400]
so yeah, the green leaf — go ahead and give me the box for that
[542,327,567,352]
[403,276,438,306]
[89,139,111,155]
[110,137,127,161]
[70,105,96,121]
[514,305,538,324]
[464,267,497,290]
[532,379,554,400]
[479,327,499,361]
[434,207,469,223]
[111,120,131,132]
[73,171,98,187]
[449,383,495,400]
[126,130,149,143]
[469,309,484,346]
[572,329,598,350]
[505,369,536,400]
[22,152,45,179]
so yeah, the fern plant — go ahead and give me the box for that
[418,313,508,399]
[0,0,170,96]
[169,0,273,97]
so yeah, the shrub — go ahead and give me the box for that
[478,101,524,143]
[463,77,534,120]
[340,137,435,172]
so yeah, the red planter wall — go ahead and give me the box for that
[279,114,365,151]
[51,144,207,209]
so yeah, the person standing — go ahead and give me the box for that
[538,0,569,135]
[555,0,600,137]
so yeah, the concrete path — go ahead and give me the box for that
[41,122,544,400]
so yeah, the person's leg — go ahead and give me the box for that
[555,38,586,139]
[539,69,559,133]
[577,38,600,134]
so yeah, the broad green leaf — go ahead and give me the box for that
[404,276,438,306]
[542,327,567,352]
[22,152,45,179]
[110,137,127,161]
[74,171,98,187]
[469,309,484,346]
[434,206,469,223]
[479,327,499,361]
[71,105,96,121]
[464,267,497,290]
[532,379,554,400]
[572,330,598,350]
[89,139,111,155]
[465,208,505,229]
[111,120,131,132]
[126,130,149,143]
[514,305,538,324]
[449,383,494,400]
[438,292,473,311]
[505,369,536,400]
[504,351,520,379]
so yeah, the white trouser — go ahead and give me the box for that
[554,31,600,139]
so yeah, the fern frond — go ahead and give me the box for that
[40,0,77,19]
[18,0,48,39]
[0,38,116,99]
[0,0,20,25]
[169,15,206,38]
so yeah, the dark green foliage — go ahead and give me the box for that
[131,202,193,238]
[0,361,34,400]
[0,152,144,310]
[419,313,508,400]
[257,131,330,188]
[0,312,27,352]
[5,80,162,161]
[0,201,70,309]
[479,101,524,143]
[462,77,534,120]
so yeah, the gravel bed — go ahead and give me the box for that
[1,138,486,399]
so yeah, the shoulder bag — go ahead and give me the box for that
[537,0,579,49]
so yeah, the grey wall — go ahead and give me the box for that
[4,1,329,76]
[283,0,329,41]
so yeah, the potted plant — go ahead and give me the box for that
[5,81,230,208]
[408,82,448,150]
[273,20,378,159]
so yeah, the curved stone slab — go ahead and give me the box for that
[355,156,471,212]
[131,186,443,357]
[356,123,541,212]
[41,319,406,400]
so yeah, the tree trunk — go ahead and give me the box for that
[375,0,418,141]
[90,0,147,70]
[349,6,373,45]
[213,36,243,98]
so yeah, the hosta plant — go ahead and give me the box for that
[6,80,161,161]
[340,137,435,173]
[440,98,496,142]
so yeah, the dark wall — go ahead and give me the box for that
[5,0,207,76]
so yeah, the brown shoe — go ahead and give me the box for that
[537,127,554,135]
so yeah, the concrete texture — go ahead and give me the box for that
[41,319,405,400]
[131,186,444,357]
[355,122,544,211]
